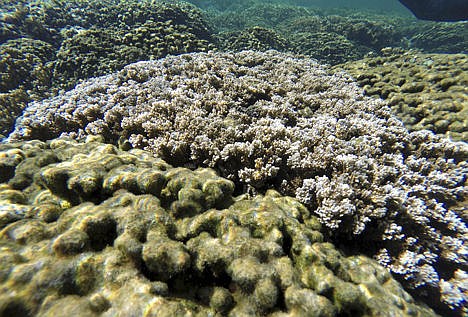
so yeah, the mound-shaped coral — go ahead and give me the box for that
[209,4,403,65]
[210,3,312,33]
[0,2,58,45]
[216,26,289,52]
[0,0,215,94]
[52,20,213,90]
[6,50,467,315]
[0,38,54,94]
[28,0,212,38]
[338,48,468,141]
[0,136,437,316]
[281,14,403,52]
[0,0,216,134]
[409,23,468,54]
[0,20,21,44]
[209,3,466,62]
[290,31,366,65]
[0,37,55,136]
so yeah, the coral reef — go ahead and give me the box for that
[0,21,21,44]
[214,19,367,66]
[210,3,466,63]
[0,2,58,45]
[281,14,403,52]
[0,0,215,133]
[0,136,437,316]
[210,3,312,32]
[52,20,213,90]
[40,0,215,89]
[187,0,252,12]
[28,0,212,37]
[290,32,366,65]
[209,4,393,65]
[7,50,467,315]
[0,37,55,136]
[338,48,468,141]
[0,37,54,94]
[0,89,27,139]
[216,26,289,52]
[409,23,468,54]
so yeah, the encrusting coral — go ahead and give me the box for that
[0,136,437,316]
[6,50,467,315]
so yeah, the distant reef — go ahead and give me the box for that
[0,1,467,315]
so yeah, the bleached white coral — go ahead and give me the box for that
[440,270,468,311]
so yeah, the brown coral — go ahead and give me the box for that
[338,48,468,141]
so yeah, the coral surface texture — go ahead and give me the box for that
[339,49,468,141]
[0,136,438,316]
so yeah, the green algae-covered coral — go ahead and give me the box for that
[210,3,312,33]
[28,0,212,36]
[290,31,366,65]
[0,0,215,116]
[210,4,399,65]
[0,0,215,134]
[0,136,437,316]
[0,38,54,94]
[45,0,214,89]
[338,48,468,141]
[0,37,55,136]
[281,14,403,53]
[409,23,468,54]
[0,2,58,45]
[216,26,289,52]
